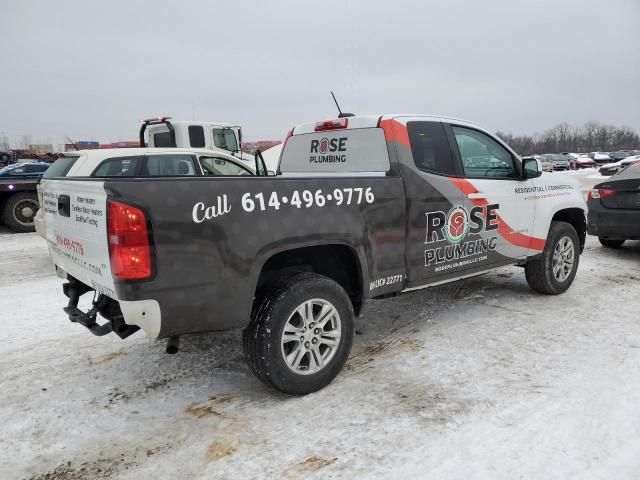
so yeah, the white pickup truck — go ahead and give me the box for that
[141,117,261,165]
[41,113,587,395]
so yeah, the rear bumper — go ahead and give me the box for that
[587,200,640,240]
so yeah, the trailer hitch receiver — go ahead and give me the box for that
[62,282,114,336]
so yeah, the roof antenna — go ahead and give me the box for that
[65,136,79,151]
[330,91,355,118]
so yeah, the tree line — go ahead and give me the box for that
[496,122,640,156]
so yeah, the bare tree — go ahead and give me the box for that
[20,135,33,150]
[497,121,640,155]
[0,133,10,152]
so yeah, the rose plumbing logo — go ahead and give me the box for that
[424,204,500,267]
[445,206,469,244]
[319,138,329,154]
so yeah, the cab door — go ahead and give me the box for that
[445,124,542,263]
[392,119,465,286]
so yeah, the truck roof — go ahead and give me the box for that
[147,120,236,129]
[290,114,484,135]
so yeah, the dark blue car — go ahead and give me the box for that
[0,162,50,178]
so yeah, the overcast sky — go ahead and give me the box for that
[2,0,639,148]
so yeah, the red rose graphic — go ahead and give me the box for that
[449,211,465,238]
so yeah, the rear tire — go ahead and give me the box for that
[243,272,354,395]
[525,221,580,295]
[599,238,625,248]
[2,192,39,233]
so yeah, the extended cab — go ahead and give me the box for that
[41,114,587,395]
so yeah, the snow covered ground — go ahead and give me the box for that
[1,178,639,479]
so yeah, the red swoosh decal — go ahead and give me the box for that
[380,119,411,148]
[449,178,546,251]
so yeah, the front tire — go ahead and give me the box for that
[599,238,625,248]
[2,192,39,232]
[243,272,354,395]
[525,221,580,295]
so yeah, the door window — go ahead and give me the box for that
[212,128,238,152]
[93,157,143,176]
[452,126,516,178]
[407,121,456,175]
[144,154,198,176]
[200,156,252,176]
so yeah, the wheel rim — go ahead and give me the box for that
[281,298,342,376]
[13,199,39,226]
[552,235,575,282]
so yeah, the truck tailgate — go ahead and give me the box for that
[41,179,117,299]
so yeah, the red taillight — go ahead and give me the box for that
[314,118,348,131]
[588,188,616,200]
[107,200,152,280]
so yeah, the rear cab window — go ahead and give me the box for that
[188,125,205,148]
[153,132,173,147]
[407,121,457,176]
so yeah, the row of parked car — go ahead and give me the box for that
[523,150,640,175]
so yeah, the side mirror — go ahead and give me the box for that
[522,157,542,179]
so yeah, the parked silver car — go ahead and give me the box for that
[541,154,570,171]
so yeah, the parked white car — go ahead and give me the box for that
[34,148,259,237]
[591,152,613,165]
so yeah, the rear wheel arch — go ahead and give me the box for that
[254,244,366,316]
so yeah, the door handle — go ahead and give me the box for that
[467,192,487,200]
[58,194,71,217]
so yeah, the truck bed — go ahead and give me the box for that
[41,176,406,337]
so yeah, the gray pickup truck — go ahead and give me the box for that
[42,114,587,395]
